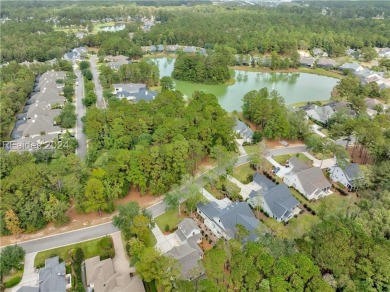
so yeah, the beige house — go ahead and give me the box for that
[85,256,145,292]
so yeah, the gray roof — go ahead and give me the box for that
[39,256,66,292]
[166,244,204,279]
[64,51,77,60]
[295,167,331,195]
[324,101,349,112]
[253,173,276,192]
[183,46,196,53]
[300,57,315,66]
[234,118,253,140]
[316,58,337,67]
[198,201,266,241]
[289,157,310,174]
[116,89,157,102]
[263,184,299,220]
[113,83,146,93]
[339,62,362,71]
[177,218,199,238]
[306,105,335,124]
[343,163,361,181]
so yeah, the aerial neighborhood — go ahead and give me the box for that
[1,1,389,292]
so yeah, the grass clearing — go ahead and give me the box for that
[34,236,112,267]
[273,153,312,165]
[243,144,258,154]
[155,209,184,232]
[233,163,254,184]
[204,184,224,199]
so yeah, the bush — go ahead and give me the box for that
[208,240,212,244]
[252,131,263,143]
[101,249,115,260]
[294,215,298,218]
[303,204,308,208]
[4,276,22,288]
[245,174,254,184]
[165,224,170,232]
[311,210,316,215]
[306,207,312,212]
[98,237,113,250]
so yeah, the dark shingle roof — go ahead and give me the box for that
[343,163,361,180]
[263,184,299,220]
[253,173,277,192]
[39,256,66,292]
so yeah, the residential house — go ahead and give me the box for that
[339,62,364,72]
[11,71,67,142]
[85,256,145,292]
[364,97,389,117]
[316,58,337,68]
[166,45,180,52]
[345,48,356,56]
[375,47,390,58]
[63,47,88,62]
[248,174,299,222]
[99,24,125,32]
[18,256,69,292]
[305,105,335,126]
[166,219,204,280]
[283,157,332,200]
[329,163,363,191]
[156,44,164,52]
[198,48,207,56]
[235,54,253,66]
[233,118,253,143]
[300,57,315,68]
[312,48,328,57]
[75,32,86,39]
[113,83,157,102]
[183,46,197,54]
[105,55,131,70]
[197,199,268,241]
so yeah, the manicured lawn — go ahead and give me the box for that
[204,184,224,199]
[154,209,184,232]
[262,212,320,239]
[149,230,157,247]
[243,144,258,154]
[273,153,312,165]
[233,163,254,184]
[34,236,112,267]
[3,266,24,288]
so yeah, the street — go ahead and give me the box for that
[89,55,106,108]
[75,70,87,158]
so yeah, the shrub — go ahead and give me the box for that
[294,215,298,218]
[98,237,113,250]
[209,240,212,244]
[165,224,170,232]
[303,204,308,208]
[311,210,316,215]
[306,207,312,212]
[101,249,115,260]
[4,276,22,288]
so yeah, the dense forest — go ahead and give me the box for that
[172,52,231,84]
[83,90,236,196]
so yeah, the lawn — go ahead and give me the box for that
[154,209,184,232]
[204,184,224,199]
[233,162,254,184]
[243,144,258,154]
[3,266,24,288]
[273,153,312,165]
[34,236,112,267]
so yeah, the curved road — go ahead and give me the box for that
[8,145,306,254]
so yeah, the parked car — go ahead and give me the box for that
[272,167,281,174]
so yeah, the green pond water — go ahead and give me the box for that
[150,57,339,112]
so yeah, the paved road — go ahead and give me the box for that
[90,55,106,108]
[75,70,87,158]
[15,201,166,254]
[268,145,307,156]
[8,145,304,254]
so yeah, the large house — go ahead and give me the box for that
[10,71,68,150]
[197,199,268,242]
[85,256,145,292]
[300,57,315,68]
[305,105,335,126]
[284,157,332,200]
[17,256,70,292]
[329,163,363,191]
[316,58,337,68]
[105,55,131,70]
[112,83,157,102]
[339,62,364,73]
[166,218,204,280]
[63,47,88,62]
[233,118,253,143]
[248,174,299,222]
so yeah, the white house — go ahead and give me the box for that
[233,118,253,143]
[329,163,363,191]
[283,157,332,200]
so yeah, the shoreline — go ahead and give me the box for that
[230,66,343,79]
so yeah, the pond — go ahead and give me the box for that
[150,57,339,112]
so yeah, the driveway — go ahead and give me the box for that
[302,152,335,169]
[226,175,254,200]
[311,124,327,137]
[111,231,132,274]
[265,156,290,178]
[152,225,180,253]
[9,252,38,292]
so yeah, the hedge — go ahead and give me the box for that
[4,276,22,288]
